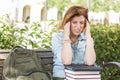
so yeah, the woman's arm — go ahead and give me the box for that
[85,21,96,66]
[61,22,73,65]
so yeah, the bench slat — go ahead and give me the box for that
[0,54,9,59]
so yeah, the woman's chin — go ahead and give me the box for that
[74,33,80,36]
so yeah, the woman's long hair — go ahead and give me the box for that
[58,5,89,30]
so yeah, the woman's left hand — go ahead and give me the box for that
[85,20,91,38]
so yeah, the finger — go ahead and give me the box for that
[64,22,70,30]
[65,22,70,28]
[64,22,70,34]
[86,20,90,28]
[85,20,91,36]
[83,29,86,34]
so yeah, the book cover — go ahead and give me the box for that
[64,69,100,75]
[66,76,101,80]
[65,65,103,71]
[66,73,101,78]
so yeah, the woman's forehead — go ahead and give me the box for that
[79,16,85,21]
[71,15,85,21]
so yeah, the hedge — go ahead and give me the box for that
[0,16,120,79]
[91,24,120,80]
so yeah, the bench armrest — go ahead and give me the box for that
[102,62,120,68]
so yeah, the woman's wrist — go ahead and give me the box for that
[64,33,70,40]
[86,37,94,46]
[63,39,71,44]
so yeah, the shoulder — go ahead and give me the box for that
[52,30,64,40]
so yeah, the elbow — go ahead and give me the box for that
[85,53,96,66]
[86,62,95,66]
[85,58,96,66]
[62,55,72,65]
[63,60,72,65]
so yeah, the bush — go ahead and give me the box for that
[0,15,119,79]
[0,14,17,49]
[91,24,120,80]
[0,15,57,49]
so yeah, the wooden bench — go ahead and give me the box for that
[0,49,53,80]
[0,49,120,80]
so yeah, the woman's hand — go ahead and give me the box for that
[85,20,91,38]
[85,20,93,45]
[64,22,70,40]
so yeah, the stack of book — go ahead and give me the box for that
[64,65,103,80]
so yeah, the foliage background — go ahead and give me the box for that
[1,0,120,79]
[0,16,120,80]
[91,24,120,80]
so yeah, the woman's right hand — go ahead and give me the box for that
[64,22,70,40]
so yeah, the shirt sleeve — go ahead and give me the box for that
[52,32,63,63]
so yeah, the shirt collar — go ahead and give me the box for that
[78,32,86,41]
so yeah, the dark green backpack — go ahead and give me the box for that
[3,46,52,80]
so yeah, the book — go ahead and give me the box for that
[66,73,101,78]
[64,69,100,75]
[65,65,102,80]
[66,76,101,80]
[65,65,103,71]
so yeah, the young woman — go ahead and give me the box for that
[52,5,96,80]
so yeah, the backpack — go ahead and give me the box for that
[3,46,52,80]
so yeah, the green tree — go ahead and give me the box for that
[47,0,71,20]
[74,0,87,6]
[91,0,120,12]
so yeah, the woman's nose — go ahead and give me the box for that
[76,23,80,29]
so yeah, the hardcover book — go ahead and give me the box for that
[65,65,103,71]
[66,73,101,78]
[64,69,100,75]
[66,76,101,80]
[65,65,102,80]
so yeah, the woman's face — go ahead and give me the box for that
[70,15,85,37]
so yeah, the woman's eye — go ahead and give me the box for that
[72,21,77,24]
[80,22,84,24]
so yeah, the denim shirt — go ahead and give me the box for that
[52,31,87,78]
